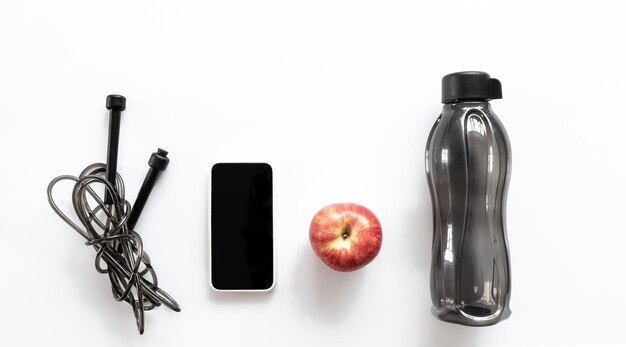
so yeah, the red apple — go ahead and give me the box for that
[309,203,382,272]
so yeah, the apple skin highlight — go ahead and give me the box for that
[309,203,382,272]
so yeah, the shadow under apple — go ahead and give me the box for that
[293,243,365,323]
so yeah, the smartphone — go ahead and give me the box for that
[210,163,275,291]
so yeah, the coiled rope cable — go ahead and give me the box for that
[47,162,180,334]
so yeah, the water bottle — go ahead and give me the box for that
[425,71,512,326]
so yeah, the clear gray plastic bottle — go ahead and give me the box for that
[425,72,512,326]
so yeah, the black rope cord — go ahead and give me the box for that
[47,162,180,334]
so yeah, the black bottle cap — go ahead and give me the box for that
[441,71,502,103]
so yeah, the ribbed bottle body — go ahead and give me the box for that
[425,101,512,326]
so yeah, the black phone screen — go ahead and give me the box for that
[211,163,274,290]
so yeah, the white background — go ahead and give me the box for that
[1,0,625,346]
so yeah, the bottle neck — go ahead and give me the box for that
[444,98,491,105]
[443,99,492,111]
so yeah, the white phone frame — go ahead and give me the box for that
[208,162,276,292]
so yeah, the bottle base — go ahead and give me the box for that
[431,305,511,327]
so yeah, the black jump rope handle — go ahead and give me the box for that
[104,95,125,205]
[127,149,169,230]
[104,94,169,230]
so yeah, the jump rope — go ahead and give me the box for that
[47,95,180,334]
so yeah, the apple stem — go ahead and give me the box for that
[341,225,350,239]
